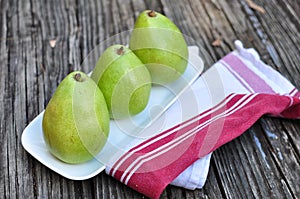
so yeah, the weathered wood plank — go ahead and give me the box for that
[249,0,300,87]
[260,118,300,196]
[1,0,37,198]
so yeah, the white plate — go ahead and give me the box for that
[21,46,204,180]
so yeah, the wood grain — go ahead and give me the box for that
[0,0,299,198]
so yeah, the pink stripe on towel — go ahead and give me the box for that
[222,54,275,94]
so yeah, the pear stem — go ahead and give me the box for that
[116,46,124,55]
[74,73,83,82]
[148,10,157,17]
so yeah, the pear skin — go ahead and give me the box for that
[91,45,151,119]
[129,10,189,84]
[42,71,110,164]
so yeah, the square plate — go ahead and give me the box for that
[21,46,204,180]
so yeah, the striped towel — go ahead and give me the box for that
[105,40,300,199]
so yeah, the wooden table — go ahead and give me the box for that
[1,0,299,198]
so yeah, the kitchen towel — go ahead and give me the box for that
[105,40,300,198]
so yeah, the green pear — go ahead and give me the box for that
[42,71,110,164]
[91,45,151,119]
[129,10,189,84]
